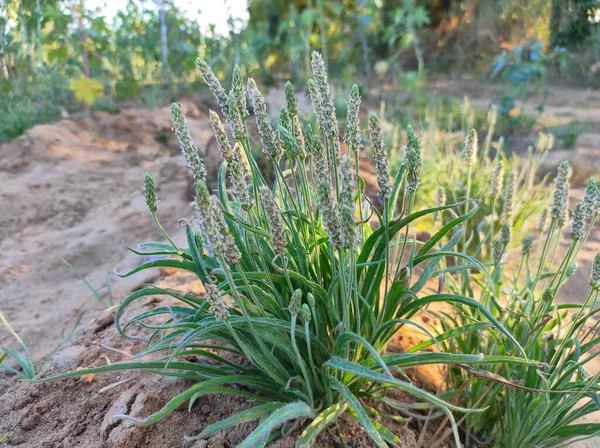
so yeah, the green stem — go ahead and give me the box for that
[152,212,178,250]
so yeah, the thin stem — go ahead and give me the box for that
[152,212,178,250]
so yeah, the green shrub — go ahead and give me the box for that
[41,53,530,446]
[438,167,600,446]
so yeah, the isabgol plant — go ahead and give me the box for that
[43,54,550,447]
[436,167,600,447]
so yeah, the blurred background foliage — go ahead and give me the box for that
[1,0,599,141]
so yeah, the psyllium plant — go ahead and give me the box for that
[416,104,554,262]
[436,166,600,447]
[43,54,534,447]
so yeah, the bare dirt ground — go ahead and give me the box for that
[0,81,599,447]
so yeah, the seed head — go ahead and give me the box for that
[171,103,207,183]
[368,114,391,199]
[339,154,355,209]
[289,289,302,316]
[542,288,554,302]
[196,58,228,118]
[590,254,600,290]
[279,106,291,130]
[550,161,570,227]
[503,171,515,221]
[536,132,555,152]
[318,179,341,246]
[345,84,362,153]
[304,124,323,158]
[204,283,230,321]
[247,78,282,161]
[144,173,158,213]
[570,202,586,240]
[583,177,598,218]
[434,187,446,220]
[462,129,478,166]
[306,292,315,308]
[307,78,323,127]
[405,125,422,194]
[501,221,511,245]
[195,182,241,264]
[339,155,357,248]
[230,160,253,211]
[292,116,306,159]
[285,81,298,117]
[488,104,497,127]
[310,51,339,141]
[227,90,246,141]
[493,222,511,263]
[231,64,248,118]
[209,110,234,162]
[278,125,301,158]
[490,161,504,197]
[300,303,312,323]
[436,187,446,208]
[521,234,533,255]
[259,186,287,254]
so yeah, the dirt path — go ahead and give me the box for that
[0,100,217,362]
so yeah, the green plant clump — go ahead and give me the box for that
[39,54,600,447]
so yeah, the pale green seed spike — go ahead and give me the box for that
[590,254,600,290]
[542,287,554,302]
[490,161,504,197]
[503,171,515,221]
[462,129,478,166]
[500,221,511,245]
[144,173,158,213]
[209,110,234,162]
[583,177,598,217]
[231,64,248,118]
[204,283,230,321]
[279,106,291,130]
[493,221,511,263]
[300,304,311,323]
[196,58,229,118]
[293,116,306,159]
[259,186,287,254]
[285,81,298,117]
[289,289,303,316]
[304,124,323,157]
[227,90,246,141]
[278,125,300,158]
[521,234,533,255]
[307,78,322,121]
[550,160,570,227]
[405,125,422,194]
[344,84,362,153]
[195,181,211,210]
[306,292,315,308]
[570,203,586,240]
[171,103,207,183]
[367,114,391,200]
[247,78,282,161]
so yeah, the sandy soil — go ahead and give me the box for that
[0,81,599,447]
